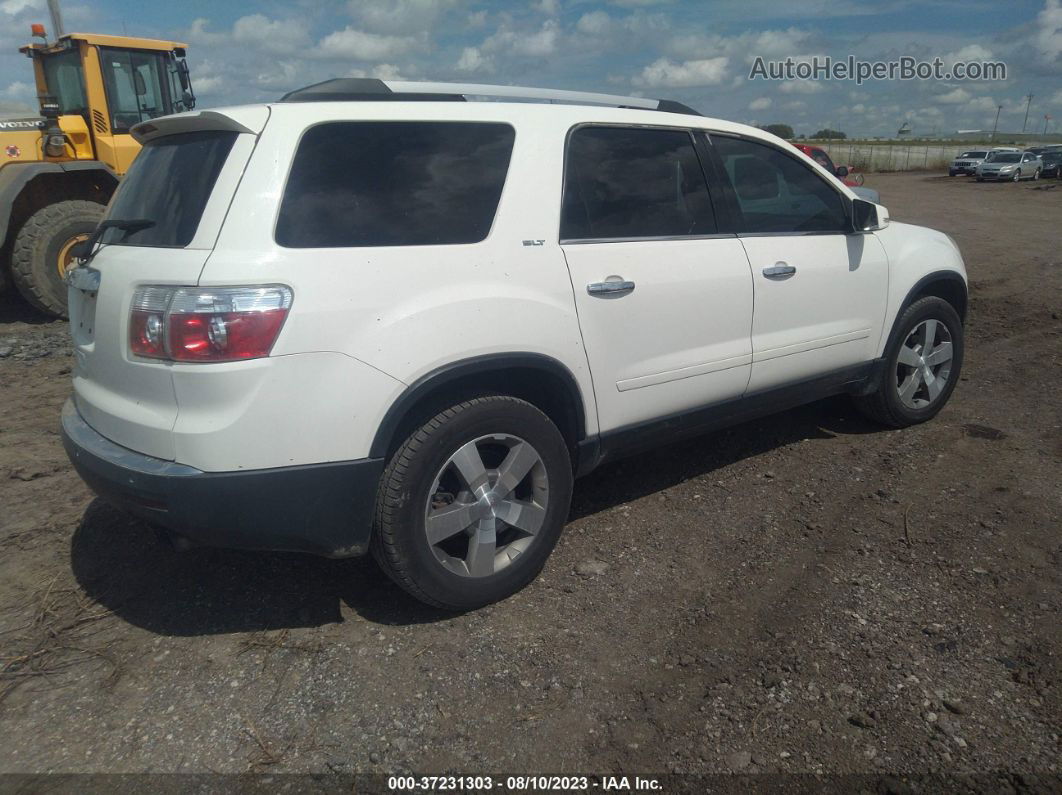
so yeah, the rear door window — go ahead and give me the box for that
[101,130,237,247]
[275,122,515,248]
[561,126,716,240]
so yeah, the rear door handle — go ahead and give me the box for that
[762,264,797,278]
[587,280,636,295]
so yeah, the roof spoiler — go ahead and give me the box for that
[131,108,270,144]
[279,79,701,116]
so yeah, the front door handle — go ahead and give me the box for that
[762,264,797,278]
[587,280,636,296]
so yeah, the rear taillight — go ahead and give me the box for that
[129,285,293,363]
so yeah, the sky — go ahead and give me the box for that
[2,0,1061,138]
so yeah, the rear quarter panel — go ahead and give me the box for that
[199,103,597,464]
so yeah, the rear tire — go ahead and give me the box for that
[371,396,573,610]
[11,200,105,318]
[854,296,964,428]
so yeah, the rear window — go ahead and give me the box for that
[275,122,515,248]
[101,130,237,247]
[561,126,716,241]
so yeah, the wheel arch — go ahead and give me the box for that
[882,270,967,356]
[369,353,590,467]
[0,162,117,250]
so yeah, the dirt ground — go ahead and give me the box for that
[0,172,1059,787]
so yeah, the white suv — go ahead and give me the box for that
[62,80,967,609]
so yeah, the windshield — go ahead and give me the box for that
[987,153,1020,163]
[100,130,237,247]
[99,47,185,133]
[40,50,88,115]
[1043,152,1062,163]
[959,151,986,158]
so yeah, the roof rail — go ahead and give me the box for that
[278,78,701,116]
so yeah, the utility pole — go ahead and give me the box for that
[1045,115,1051,137]
[1022,93,1034,133]
[991,104,1002,141]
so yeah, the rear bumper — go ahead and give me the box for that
[61,398,383,557]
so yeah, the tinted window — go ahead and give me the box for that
[41,51,87,115]
[276,122,514,248]
[101,130,236,247]
[810,148,835,171]
[713,135,848,234]
[100,48,172,133]
[561,126,715,240]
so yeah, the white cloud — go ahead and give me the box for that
[850,103,865,113]
[483,19,560,57]
[193,75,224,95]
[633,57,729,88]
[576,11,613,36]
[533,0,561,15]
[779,80,824,94]
[1034,0,1062,70]
[189,15,310,56]
[349,0,459,35]
[346,63,406,80]
[317,27,419,61]
[0,0,40,14]
[467,10,488,28]
[456,46,492,73]
[749,97,772,110]
[2,80,34,98]
[936,87,971,104]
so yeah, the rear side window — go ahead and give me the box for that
[712,135,848,234]
[276,122,515,248]
[101,130,237,247]
[561,126,715,240]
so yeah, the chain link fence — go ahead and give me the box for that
[815,142,958,173]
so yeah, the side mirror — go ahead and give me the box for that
[835,165,849,178]
[852,198,888,232]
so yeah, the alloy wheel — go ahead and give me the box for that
[424,434,549,578]
[895,319,954,410]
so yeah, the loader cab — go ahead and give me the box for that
[21,33,194,174]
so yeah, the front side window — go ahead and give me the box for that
[99,47,172,133]
[101,130,237,247]
[41,50,87,115]
[276,122,515,248]
[712,135,848,234]
[810,148,836,172]
[561,126,715,241]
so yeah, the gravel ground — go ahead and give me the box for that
[0,172,1059,788]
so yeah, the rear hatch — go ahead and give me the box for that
[68,107,268,460]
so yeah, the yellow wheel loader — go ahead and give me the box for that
[0,27,194,317]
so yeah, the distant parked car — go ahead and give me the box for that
[791,143,865,186]
[976,151,1043,182]
[1040,151,1062,178]
[1026,145,1062,156]
[949,150,988,176]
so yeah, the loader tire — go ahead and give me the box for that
[11,200,105,318]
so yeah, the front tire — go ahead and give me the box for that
[854,296,964,428]
[1012,170,1021,182]
[11,200,105,318]
[372,396,574,610]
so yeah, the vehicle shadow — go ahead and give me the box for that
[69,395,884,636]
[0,292,52,326]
